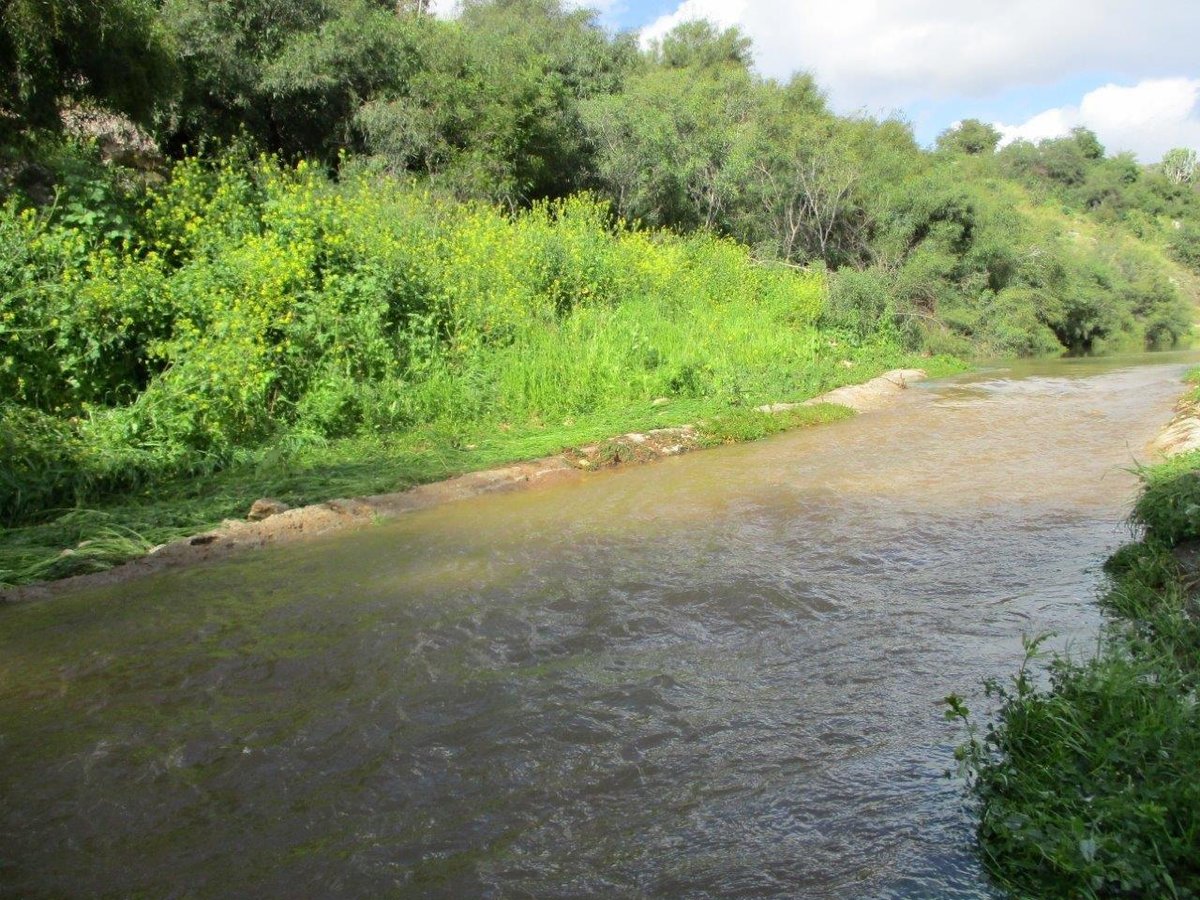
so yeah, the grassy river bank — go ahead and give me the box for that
[0,157,957,588]
[949,371,1200,897]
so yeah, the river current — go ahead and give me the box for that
[1,353,1195,898]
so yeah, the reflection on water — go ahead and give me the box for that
[1,353,1195,898]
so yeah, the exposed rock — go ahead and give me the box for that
[248,498,291,521]
[60,106,162,172]
[1152,402,1200,457]
[754,402,797,414]
[801,368,927,413]
[651,397,671,407]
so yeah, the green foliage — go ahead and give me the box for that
[651,20,753,70]
[950,629,1200,897]
[0,153,869,530]
[1160,147,1197,186]
[935,119,1001,156]
[1132,453,1200,545]
[0,0,175,132]
[951,455,1200,897]
[861,170,1194,356]
[1168,222,1200,273]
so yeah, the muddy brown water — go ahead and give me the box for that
[1,353,1196,898]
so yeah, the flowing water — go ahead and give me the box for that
[1,353,1196,898]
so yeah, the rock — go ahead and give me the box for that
[840,359,855,368]
[190,534,217,546]
[60,106,163,172]
[651,397,671,407]
[247,498,290,522]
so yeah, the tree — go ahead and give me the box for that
[160,0,333,152]
[262,0,423,160]
[652,20,752,70]
[1070,126,1104,161]
[732,95,873,265]
[1161,147,1198,185]
[582,63,755,228]
[0,0,175,133]
[935,119,1001,156]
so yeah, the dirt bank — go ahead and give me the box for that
[0,369,926,602]
[1152,395,1200,457]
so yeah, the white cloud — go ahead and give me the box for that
[639,0,1200,112]
[994,78,1200,160]
[431,0,620,17]
[640,0,745,44]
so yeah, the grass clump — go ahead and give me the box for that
[949,450,1200,898]
[695,403,854,446]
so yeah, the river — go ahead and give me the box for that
[0,352,1195,898]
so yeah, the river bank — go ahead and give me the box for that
[951,366,1200,897]
[0,353,1186,897]
[0,368,927,602]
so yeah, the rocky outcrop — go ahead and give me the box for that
[756,368,927,415]
[247,498,291,521]
[1152,399,1200,457]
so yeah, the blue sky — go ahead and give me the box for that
[579,0,1200,159]
[602,0,677,28]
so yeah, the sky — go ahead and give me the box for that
[439,0,1200,162]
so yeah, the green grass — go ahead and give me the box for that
[949,448,1200,898]
[0,354,957,588]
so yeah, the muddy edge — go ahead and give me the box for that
[1,369,927,602]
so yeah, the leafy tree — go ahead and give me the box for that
[1070,126,1104,161]
[582,62,755,228]
[936,119,1002,156]
[1078,152,1139,213]
[358,0,634,203]
[0,0,175,132]
[262,0,422,159]
[160,0,333,151]
[731,96,873,264]
[1036,136,1089,186]
[652,20,752,70]
[1161,147,1198,185]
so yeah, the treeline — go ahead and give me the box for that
[3,0,1197,359]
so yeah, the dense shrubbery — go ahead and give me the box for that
[0,153,848,525]
[3,1,1196,366]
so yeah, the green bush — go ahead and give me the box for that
[0,154,834,524]
[953,458,1200,897]
[1133,463,1200,546]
